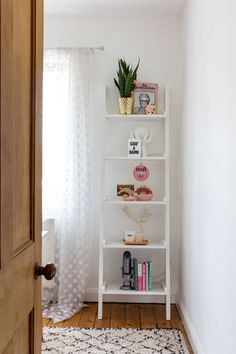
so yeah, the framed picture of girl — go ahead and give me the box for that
[133,82,158,114]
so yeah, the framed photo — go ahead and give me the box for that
[133,82,158,114]
[128,138,141,158]
[117,184,134,197]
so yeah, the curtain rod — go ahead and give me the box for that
[45,46,104,51]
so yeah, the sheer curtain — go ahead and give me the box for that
[42,48,93,323]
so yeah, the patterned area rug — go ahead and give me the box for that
[42,327,190,354]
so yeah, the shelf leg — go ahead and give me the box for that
[166,293,171,320]
[165,86,171,321]
[98,290,103,319]
[98,198,104,320]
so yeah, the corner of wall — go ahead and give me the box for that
[176,294,205,354]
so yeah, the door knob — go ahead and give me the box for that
[34,263,56,280]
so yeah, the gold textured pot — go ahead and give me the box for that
[126,97,134,115]
[118,97,134,115]
[118,97,127,114]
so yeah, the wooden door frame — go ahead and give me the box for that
[33,0,43,352]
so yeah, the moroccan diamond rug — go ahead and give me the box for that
[42,327,190,354]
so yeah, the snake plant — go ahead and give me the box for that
[114,58,140,98]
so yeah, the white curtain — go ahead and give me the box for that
[42,48,93,323]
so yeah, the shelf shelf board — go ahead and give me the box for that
[104,199,166,205]
[104,155,166,161]
[102,282,166,296]
[103,241,166,249]
[105,114,166,121]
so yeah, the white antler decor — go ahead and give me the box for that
[122,205,151,234]
[131,127,152,157]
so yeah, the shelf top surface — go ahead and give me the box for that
[104,199,166,205]
[103,241,166,249]
[103,282,166,295]
[105,113,166,121]
[104,155,166,161]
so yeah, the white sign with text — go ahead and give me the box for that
[128,138,141,158]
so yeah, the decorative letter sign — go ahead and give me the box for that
[128,138,141,159]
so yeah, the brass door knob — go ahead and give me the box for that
[34,263,56,280]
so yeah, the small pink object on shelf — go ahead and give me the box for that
[145,104,156,115]
[135,185,153,201]
[138,263,143,291]
[133,164,150,182]
[142,263,146,291]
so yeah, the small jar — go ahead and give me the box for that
[124,231,136,242]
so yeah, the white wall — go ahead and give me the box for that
[44,13,183,301]
[179,0,236,353]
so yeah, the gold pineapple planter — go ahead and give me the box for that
[118,97,127,115]
[126,97,134,115]
[118,97,134,115]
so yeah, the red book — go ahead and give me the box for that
[142,263,146,291]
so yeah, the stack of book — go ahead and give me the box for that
[132,259,153,291]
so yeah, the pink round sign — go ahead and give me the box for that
[133,164,150,181]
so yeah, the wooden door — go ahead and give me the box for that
[0,0,43,353]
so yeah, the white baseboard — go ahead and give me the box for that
[176,296,205,354]
[85,287,176,303]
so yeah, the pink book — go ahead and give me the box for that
[138,263,143,291]
[146,262,149,291]
[142,263,146,291]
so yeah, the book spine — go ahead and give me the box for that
[146,262,149,291]
[142,263,146,291]
[138,263,142,291]
[134,258,138,290]
[148,261,153,290]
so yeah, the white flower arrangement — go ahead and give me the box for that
[122,205,151,234]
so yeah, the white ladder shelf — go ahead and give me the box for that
[98,87,171,320]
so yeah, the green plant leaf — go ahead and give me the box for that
[114,78,120,94]
[133,58,140,81]
[119,61,126,96]
[118,73,125,97]
[124,71,133,97]
[114,57,140,97]
[120,58,129,76]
